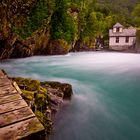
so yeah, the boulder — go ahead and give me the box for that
[41,81,73,99]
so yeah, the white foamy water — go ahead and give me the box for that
[0,52,140,140]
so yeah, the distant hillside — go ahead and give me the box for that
[97,0,139,13]
[96,0,140,26]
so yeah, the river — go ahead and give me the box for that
[0,52,140,140]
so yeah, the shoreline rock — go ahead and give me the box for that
[12,77,73,138]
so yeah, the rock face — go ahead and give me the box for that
[41,81,73,100]
[12,77,73,136]
[71,39,95,52]
[0,0,71,59]
[0,35,71,59]
[45,40,71,55]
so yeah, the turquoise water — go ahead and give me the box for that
[0,52,140,140]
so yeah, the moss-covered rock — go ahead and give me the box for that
[21,89,34,100]
[12,77,51,134]
[12,77,73,136]
[35,110,52,134]
[13,77,40,91]
[41,81,73,99]
[60,83,73,99]
[46,39,71,55]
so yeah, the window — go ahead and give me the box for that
[125,37,129,43]
[116,27,120,32]
[116,37,119,43]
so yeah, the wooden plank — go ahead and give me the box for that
[0,83,12,88]
[0,86,17,97]
[0,107,35,127]
[0,70,45,139]
[0,78,18,97]
[0,79,11,86]
[0,100,28,114]
[0,94,22,104]
[0,117,44,140]
[0,89,18,97]
[0,84,16,91]
[0,77,11,82]
[0,78,12,86]
[0,82,11,87]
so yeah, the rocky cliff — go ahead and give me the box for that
[0,0,73,59]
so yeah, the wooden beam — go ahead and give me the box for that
[12,81,22,94]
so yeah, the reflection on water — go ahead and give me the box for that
[0,52,140,140]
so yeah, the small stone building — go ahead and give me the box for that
[109,23,136,51]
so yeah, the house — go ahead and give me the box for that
[109,23,136,51]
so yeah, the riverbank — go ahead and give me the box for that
[1,44,140,60]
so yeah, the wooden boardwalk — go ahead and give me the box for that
[0,70,45,140]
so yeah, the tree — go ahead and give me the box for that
[13,0,55,39]
[132,4,140,27]
[50,0,77,43]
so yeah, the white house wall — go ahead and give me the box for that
[109,37,136,46]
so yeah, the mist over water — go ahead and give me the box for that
[1,52,140,140]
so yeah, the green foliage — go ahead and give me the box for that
[13,77,40,91]
[21,89,34,100]
[50,0,77,43]
[132,4,140,27]
[1,0,139,50]
[35,92,47,111]
[35,110,52,133]
[77,0,111,42]
[13,0,53,39]
[83,12,98,38]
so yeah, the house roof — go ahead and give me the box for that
[109,28,136,37]
[113,23,123,28]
